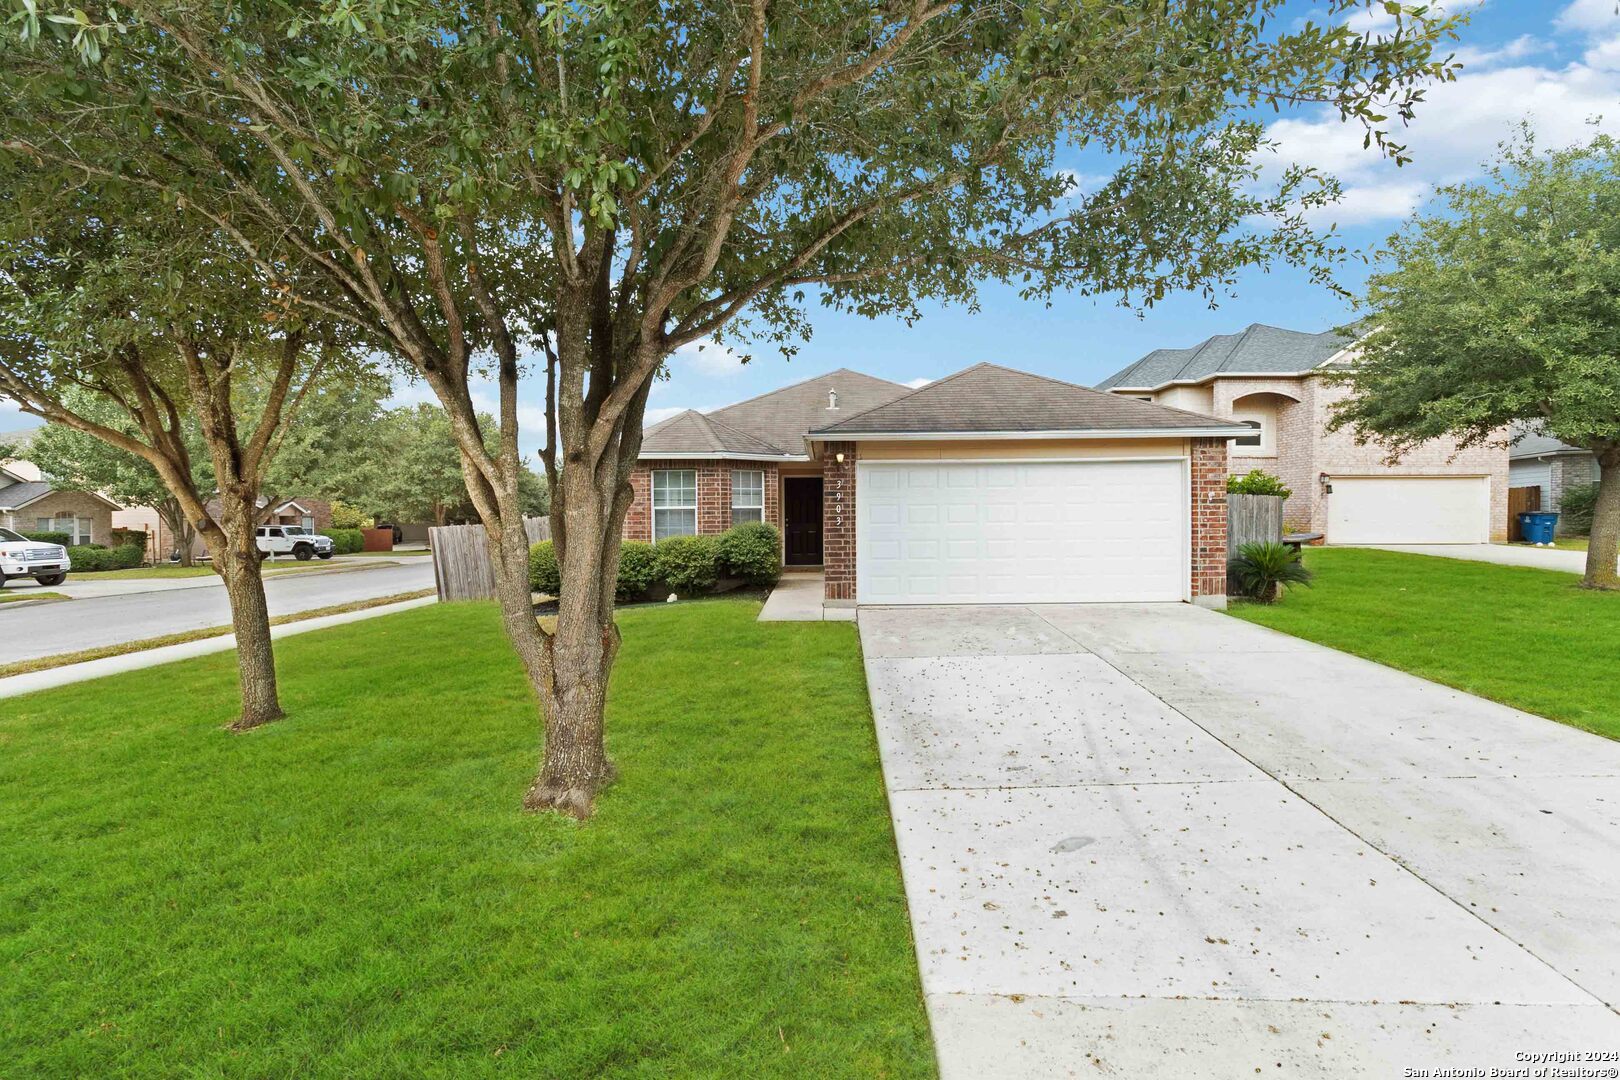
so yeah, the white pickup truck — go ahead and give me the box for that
[255,524,336,561]
[0,526,70,586]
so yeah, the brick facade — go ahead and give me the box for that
[625,460,783,543]
[821,443,857,601]
[1189,438,1229,603]
[0,490,115,545]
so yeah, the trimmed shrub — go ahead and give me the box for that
[67,542,145,572]
[1226,469,1291,499]
[528,540,560,594]
[1228,541,1312,603]
[1559,481,1599,536]
[616,541,657,599]
[716,521,782,584]
[653,534,720,595]
[326,528,364,555]
[22,531,72,546]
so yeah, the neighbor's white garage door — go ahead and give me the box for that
[1326,476,1490,545]
[856,459,1186,605]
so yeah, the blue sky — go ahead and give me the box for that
[6,1,1619,454]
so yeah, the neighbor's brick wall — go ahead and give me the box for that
[1550,455,1598,533]
[9,491,115,545]
[1190,438,1229,599]
[1209,377,1315,531]
[822,443,856,601]
[1310,379,1511,540]
[624,461,781,543]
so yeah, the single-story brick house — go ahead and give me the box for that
[627,365,1250,608]
[1096,324,1510,543]
[0,462,122,544]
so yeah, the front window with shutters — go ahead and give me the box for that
[652,470,698,541]
[731,470,764,525]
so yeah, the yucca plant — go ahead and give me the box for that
[1228,541,1313,603]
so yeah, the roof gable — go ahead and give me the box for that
[811,363,1248,437]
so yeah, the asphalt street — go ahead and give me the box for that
[0,560,435,665]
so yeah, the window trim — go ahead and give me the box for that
[730,469,765,526]
[1234,419,1264,449]
[652,468,699,542]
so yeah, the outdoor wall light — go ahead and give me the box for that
[835,452,845,463]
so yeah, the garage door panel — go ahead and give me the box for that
[1327,477,1489,545]
[858,459,1186,605]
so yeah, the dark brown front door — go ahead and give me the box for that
[784,477,824,565]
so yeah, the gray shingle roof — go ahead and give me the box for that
[0,479,54,509]
[638,409,788,457]
[811,363,1250,436]
[640,368,911,457]
[1510,423,1587,459]
[1095,323,1355,391]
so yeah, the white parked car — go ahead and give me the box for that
[0,526,70,586]
[255,524,336,561]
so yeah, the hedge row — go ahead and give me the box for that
[22,531,72,546]
[529,522,783,600]
[67,542,145,572]
[326,528,364,554]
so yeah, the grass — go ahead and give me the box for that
[1228,547,1620,740]
[0,590,68,605]
[0,597,932,1077]
[0,589,435,679]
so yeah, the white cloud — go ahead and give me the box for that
[903,377,933,389]
[1453,34,1548,70]
[1263,12,1620,226]
[1344,0,1485,36]
[672,337,746,377]
[1557,0,1619,34]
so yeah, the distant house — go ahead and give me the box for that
[1096,323,1510,544]
[160,496,333,562]
[1509,426,1600,534]
[0,461,122,545]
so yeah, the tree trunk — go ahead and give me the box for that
[1583,447,1620,591]
[157,501,195,567]
[209,498,284,730]
[516,468,625,819]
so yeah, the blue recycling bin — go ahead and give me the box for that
[1518,511,1559,545]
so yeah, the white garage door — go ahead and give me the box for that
[1326,476,1490,545]
[857,459,1186,605]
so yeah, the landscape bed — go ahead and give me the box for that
[0,598,933,1077]
[1228,547,1620,740]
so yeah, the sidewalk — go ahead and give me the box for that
[757,573,855,622]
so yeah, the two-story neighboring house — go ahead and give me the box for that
[1096,323,1509,544]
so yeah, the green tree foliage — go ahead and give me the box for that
[0,0,1461,814]
[1226,469,1292,498]
[1330,130,1620,589]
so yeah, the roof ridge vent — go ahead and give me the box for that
[827,389,838,410]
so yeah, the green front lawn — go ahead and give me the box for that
[1229,547,1620,740]
[0,599,932,1077]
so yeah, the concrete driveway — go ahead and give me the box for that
[859,604,1620,1078]
[1366,542,1606,574]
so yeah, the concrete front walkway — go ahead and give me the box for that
[757,572,855,622]
[1365,542,1608,574]
[859,603,1620,1078]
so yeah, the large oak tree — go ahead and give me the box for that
[1331,130,1620,590]
[2,0,1459,814]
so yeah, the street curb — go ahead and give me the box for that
[0,596,437,700]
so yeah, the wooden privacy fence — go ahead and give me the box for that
[1507,485,1541,542]
[1226,493,1283,557]
[429,517,552,601]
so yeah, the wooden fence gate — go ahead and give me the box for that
[1507,486,1541,542]
[429,517,552,601]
